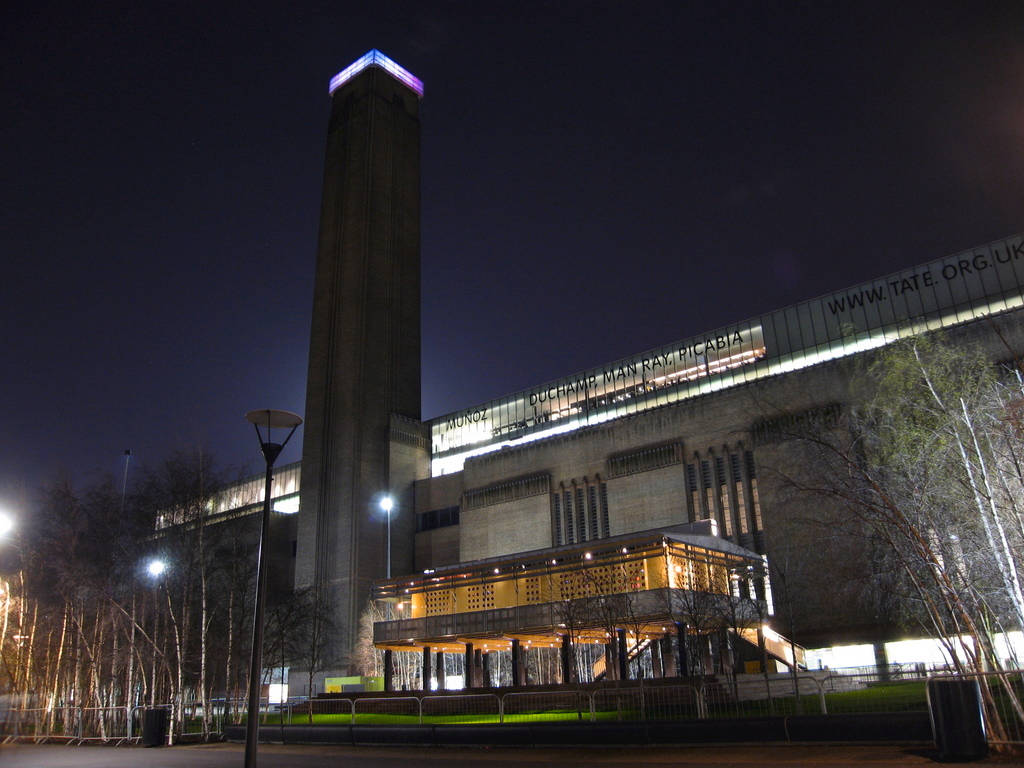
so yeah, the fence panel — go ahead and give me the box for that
[1,707,81,741]
[818,673,928,715]
[421,694,501,723]
[77,707,128,742]
[502,690,590,723]
[353,697,420,724]
[639,684,704,721]
[591,686,643,721]
[304,697,354,723]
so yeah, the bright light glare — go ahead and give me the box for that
[147,559,167,578]
[0,511,13,537]
[380,496,394,514]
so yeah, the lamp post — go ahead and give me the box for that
[380,495,394,579]
[243,409,302,768]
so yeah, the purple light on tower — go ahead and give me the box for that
[329,49,424,98]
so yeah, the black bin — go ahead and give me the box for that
[927,677,988,762]
[142,707,169,747]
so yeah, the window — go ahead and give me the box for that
[716,457,733,537]
[599,481,610,538]
[587,485,599,542]
[416,506,460,533]
[552,494,563,545]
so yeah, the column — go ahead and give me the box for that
[560,634,573,684]
[435,651,446,690]
[675,621,689,677]
[383,649,394,692]
[464,643,474,688]
[421,647,431,691]
[616,628,629,681]
[604,641,617,681]
[652,636,664,678]
[660,636,677,677]
[511,639,522,687]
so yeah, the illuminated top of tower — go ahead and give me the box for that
[328,49,424,98]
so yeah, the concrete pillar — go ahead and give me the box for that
[652,635,664,678]
[464,643,474,688]
[435,650,445,690]
[616,628,629,681]
[482,653,492,688]
[511,639,522,687]
[560,634,573,684]
[383,649,393,692]
[874,641,890,682]
[474,648,483,688]
[675,622,689,677]
[660,636,676,677]
[421,647,431,691]
[604,642,617,681]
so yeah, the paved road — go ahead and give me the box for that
[0,743,1021,767]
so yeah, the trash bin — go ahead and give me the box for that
[927,677,988,762]
[142,707,168,747]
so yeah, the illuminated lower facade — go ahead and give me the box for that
[371,523,793,689]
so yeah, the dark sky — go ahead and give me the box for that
[3,1,1023,504]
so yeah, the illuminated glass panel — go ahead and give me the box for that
[328,49,424,98]
[430,233,1024,475]
[736,484,749,534]
[751,480,763,531]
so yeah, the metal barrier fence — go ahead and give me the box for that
[242,672,933,726]
[1,702,228,744]
[0,671,939,739]
[422,694,500,723]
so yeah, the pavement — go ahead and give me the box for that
[1,743,1023,768]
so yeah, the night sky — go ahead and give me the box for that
[3,1,1023,505]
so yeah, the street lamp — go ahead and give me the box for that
[243,408,302,768]
[380,495,394,579]
[0,510,13,538]
[147,558,167,578]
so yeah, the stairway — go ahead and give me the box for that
[592,637,652,681]
[733,627,806,670]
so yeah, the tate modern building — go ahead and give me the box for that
[217,50,1024,688]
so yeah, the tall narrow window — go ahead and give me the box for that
[731,453,749,534]
[745,451,764,531]
[564,489,574,543]
[587,484,599,542]
[599,481,610,537]
[686,463,699,522]
[716,456,733,537]
[701,460,713,521]
[575,486,586,541]
[553,493,563,546]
